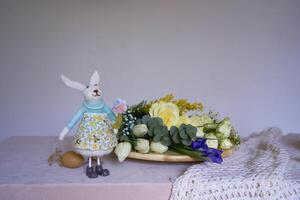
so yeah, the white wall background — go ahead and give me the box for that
[0,0,299,141]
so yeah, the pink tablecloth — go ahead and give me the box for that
[0,136,190,200]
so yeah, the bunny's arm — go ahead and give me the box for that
[67,108,85,129]
[59,108,84,141]
[104,104,116,122]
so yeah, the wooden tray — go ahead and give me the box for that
[128,149,234,162]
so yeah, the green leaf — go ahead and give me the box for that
[153,126,164,136]
[169,145,206,161]
[172,133,180,143]
[142,115,150,124]
[147,117,163,127]
[119,135,130,142]
[186,124,197,140]
[187,132,196,141]
[204,123,218,132]
[179,125,188,139]
[126,100,149,119]
[170,126,180,143]
[153,134,162,142]
[161,126,169,136]
[170,126,178,136]
[147,126,154,136]
[161,136,172,146]
[229,127,241,146]
[181,137,192,146]
[136,118,142,124]
[186,124,196,133]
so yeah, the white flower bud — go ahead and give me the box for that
[204,133,218,149]
[219,138,233,150]
[217,119,232,137]
[150,142,168,154]
[196,127,205,137]
[132,124,148,137]
[115,142,132,162]
[190,114,213,127]
[134,139,150,153]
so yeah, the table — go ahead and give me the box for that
[0,136,191,200]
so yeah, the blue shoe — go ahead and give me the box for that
[86,166,98,178]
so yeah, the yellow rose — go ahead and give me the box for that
[149,102,164,116]
[176,114,191,127]
[149,102,179,129]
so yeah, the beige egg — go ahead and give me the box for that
[61,151,84,168]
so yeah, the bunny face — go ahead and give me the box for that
[61,70,103,103]
[83,84,102,102]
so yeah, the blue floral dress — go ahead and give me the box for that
[67,100,117,157]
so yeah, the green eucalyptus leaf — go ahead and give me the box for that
[170,126,178,136]
[142,115,150,124]
[147,117,163,127]
[172,133,180,143]
[161,126,169,136]
[181,137,192,146]
[148,126,154,136]
[187,132,196,141]
[179,125,188,139]
[186,124,197,140]
[186,124,195,133]
[153,134,162,142]
[179,131,187,139]
[170,126,180,143]
[161,136,172,146]
[153,126,164,137]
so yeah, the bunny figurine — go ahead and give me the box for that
[59,70,124,178]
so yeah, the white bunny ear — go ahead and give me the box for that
[61,75,85,91]
[90,70,100,85]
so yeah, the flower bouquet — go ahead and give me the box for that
[113,94,240,164]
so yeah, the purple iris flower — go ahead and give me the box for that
[203,148,223,164]
[191,138,208,149]
[191,138,223,164]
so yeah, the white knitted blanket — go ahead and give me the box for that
[171,128,300,200]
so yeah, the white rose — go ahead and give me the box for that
[134,139,150,153]
[115,142,132,162]
[150,142,168,153]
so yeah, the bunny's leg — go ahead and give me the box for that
[96,157,109,176]
[86,156,98,178]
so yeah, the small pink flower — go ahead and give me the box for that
[112,99,127,114]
